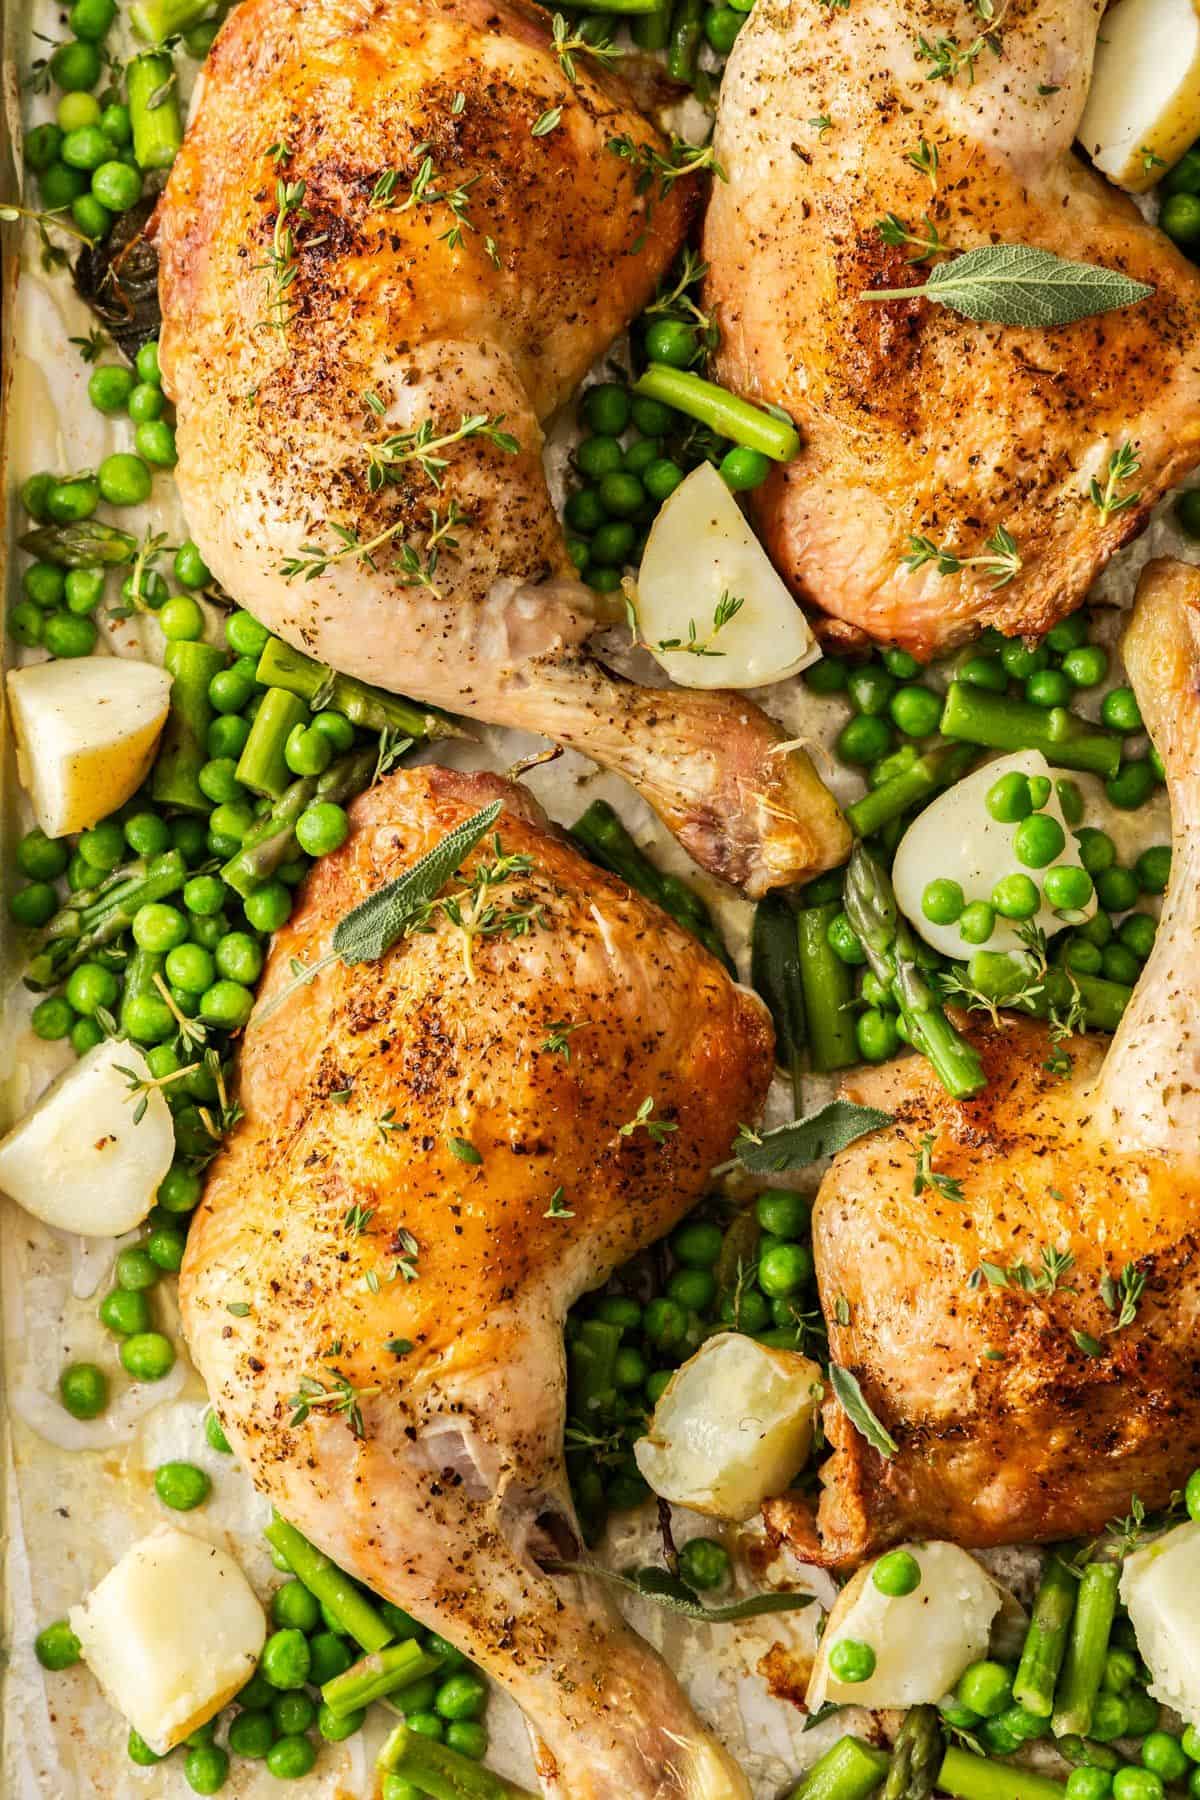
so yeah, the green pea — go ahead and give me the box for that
[666,1266,715,1312]
[265,1733,317,1778]
[576,434,623,480]
[718,1285,769,1332]
[1042,864,1093,912]
[296,801,349,857]
[805,657,848,693]
[24,560,66,608]
[1061,644,1108,688]
[100,102,132,143]
[92,158,141,212]
[243,881,292,934]
[18,827,69,881]
[32,996,75,1040]
[889,684,942,738]
[1100,942,1138,985]
[10,882,58,929]
[592,1294,641,1330]
[1135,844,1170,894]
[922,878,964,924]
[872,1548,921,1596]
[184,1743,229,1794]
[72,1016,106,1056]
[992,873,1040,919]
[147,1225,187,1272]
[1043,610,1088,653]
[35,1619,81,1670]
[44,612,98,658]
[754,1191,808,1238]
[24,123,64,172]
[154,1460,211,1511]
[581,381,630,436]
[64,960,119,1017]
[121,566,168,611]
[597,471,644,518]
[589,520,637,567]
[644,1369,672,1407]
[585,563,621,593]
[1014,813,1065,869]
[631,395,673,435]
[670,1219,723,1267]
[720,446,770,491]
[758,1242,812,1296]
[39,163,89,210]
[998,639,1046,680]
[99,1286,151,1335]
[10,600,44,647]
[1026,669,1071,708]
[135,418,177,468]
[643,319,697,367]
[272,1690,317,1737]
[59,1361,108,1419]
[1076,828,1116,876]
[46,473,100,523]
[184,873,228,917]
[958,654,1007,693]
[133,901,189,953]
[826,910,866,964]
[69,0,115,37]
[1101,684,1144,734]
[1141,1734,1189,1782]
[199,979,255,1030]
[644,1296,686,1349]
[435,1673,487,1720]
[1112,1774,1163,1800]
[161,594,205,640]
[228,1710,275,1757]
[950,900,991,946]
[272,1578,321,1633]
[1162,192,1200,245]
[955,1658,1013,1717]
[136,339,162,385]
[1090,1693,1132,1742]
[1177,488,1200,540]
[704,5,743,49]
[159,1163,202,1213]
[115,1247,159,1292]
[1118,911,1156,961]
[120,1330,176,1381]
[829,1638,876,1683]
[51,38,103,89]
[308,1630,353,1685]
[677,1536,730,1590]
[285,721,334,777]
[1126,1689,1161,1736]
[845,666,894,717]
[70,191,109,236]
[190,912,229,949]
[564,487,605,533]
[1106,759,1156,810]
[855,1007,899,1062]
[173,540,210,589]
[128,1728,164,1764]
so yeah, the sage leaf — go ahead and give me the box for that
[864,244,1154,328]
[735,1099,892,1174]
[830,1364,899,1459]
[543,1560,813,1622]
[332,799,503,964]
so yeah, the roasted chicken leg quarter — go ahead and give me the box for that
[153,0,848,896]
[766,559,1200,1566]
[180,765,773,1799]
[704,0,1200,656]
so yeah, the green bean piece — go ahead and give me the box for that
[377,1724,537,1800]
[937,1746,1066,1800]
[322,1642,440,1718]
[787,1736,891,1800]
[131,0,213,41]
[264,1515,393,1653]
[667,0,705,79]
[633,366,800,461]
[847,744,976,839]
[796,901,857,1073]
[152,640,227,813]
[221,747,376,896]
[883,1707,944,1800]
[1012,1554,1078,1718]
[25,851,187,989]
[940,683,1121,781]
[18,521,139,567]
[844,846,986,1099]
[254,636,463,740]
[236,687,309,799]
[1051,1562,1120,1738]
[570,800,733,971]
[750,892,806,1107]
[127,53,184,171]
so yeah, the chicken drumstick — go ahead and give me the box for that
[704,0,1200,657]
[154,0,847,895]
[766,559,1200,1566]
[180,765,771,1799]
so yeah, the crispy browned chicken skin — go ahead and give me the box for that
[704,0,1200,656]
[767,561,1200,1566]
[154,0,848,895]
[181,766,770,1799]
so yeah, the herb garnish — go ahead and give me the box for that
[287,1368,379,1438]
[877,213,949,265]
[544,1186,574,1218]
[733,1100,891,1174]
[655,590,745,657]
[911,1131,965,1203]
[1089,441,1142,523]
[363,411,519,492]
[1100,1262,1145,1330]
[864,244,1154,328]
[618,1096,678,1144]
[830,1364,898,1458]
[902,525,1022,589]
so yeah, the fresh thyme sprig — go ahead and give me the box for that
[551,12,620,81]
[913,21,1002,84]
[905,138,939,188]
[376,146,481,249]
[618,1096,678,1145]
[1089,441,1142,523]
[364,412,519,492]
[911,1131,964,1203]
[257,176,321,333]
[287,1368,379,1439]
[969,1244,1075,1295]
[901,525,1022,589]
[606,134,725,201]
[1100,1261,1146,1330]
[655,590,745,657]
[877,213,950,264]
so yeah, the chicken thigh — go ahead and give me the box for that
[153,0,848,895]
[766,560,1200,1566]
[703,0,1200,657]
[180,764,772,1799]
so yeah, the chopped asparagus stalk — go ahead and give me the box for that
[131,0,214,42]
[19,521,138,567]
[937,1746,1066,1800]
[847,743,976,839]
[377,1724,538,1800]
[844,845,986,1099]
[127,53,184,172]
[322,1641,439,1717]
[883,1707,944,1800]
[1052,1562,1120,1738]
[751,892,807,1107]
[787,1735,891,1800]
[940,683,1121,781]
[25,851,187,990]
[796,900,857,1073]
[254,636,463,741]
[633,366,800,461]
[264,1515,393,1653]
[235,687,309,798]
[152,640,226,814]
[961,953,1132,1034]
[1013,1554,1078,1718]
[570,799,733,972]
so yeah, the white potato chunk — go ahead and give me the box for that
[7,656,171,838]
[0,1039,173,1237]
[70,1526,266,1754]
[893,750,1096,960]
[807,1542,1002,1710]
[1078,0,1200,192]
[1121,1521,1200,1725]
[635,461,820,689]
[634,1332,823,1521]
